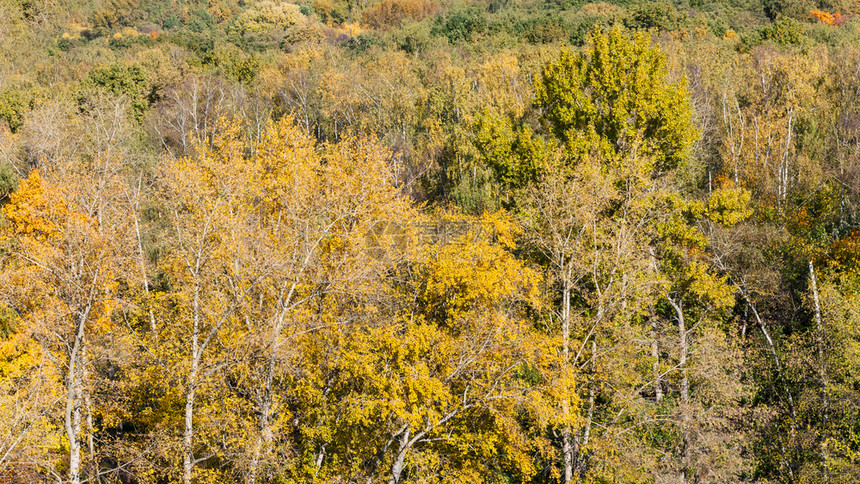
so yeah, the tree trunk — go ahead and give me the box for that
[84,350,96,480]
[573,339,596,480]
[561,279,573,483]
[366,424,407,484]
[314,442,327,478]
[652,321,662,402]
[678,305,688,409]
[248,438,262,484]
[133,192,157,338]
[809,261,829,482]
[183,381,197,484]
[668,296,689,483]
[66,305,91,484]
[248,281,299,484]
[736,281,796,418]
[388,427,411,484]
[248,357,276,484]
[184,278,201,484]
[562,427,573,483]
[66,358,82,484]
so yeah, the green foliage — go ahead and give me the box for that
[135,0,222,31]
[534,26,698,174]
[0,89,37,133]
[0,163,18,202]
[393,24,433,54]
[79,63,153,121]
[709,15,728,37]
[0,305,16,340]
[474,111,549,188]
[108,30,157,49]
[487,0,512,13]
[166,29,217,56]
[163,14,181,29]
[57,36,82,52]
[762,0,812,20]
[431,7,488,43]
[88,0,145,36]
[313,0,348,24]
[203,45,261,83]
[739,18,807,50]
[625,1,685,31]
[515,16,571,44]
[346,33,382,52]
[188,7,217,33]
[758,17,805,45]
[543,0,586,10]
[567,14,603,45]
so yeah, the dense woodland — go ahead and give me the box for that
[1,0,860,481]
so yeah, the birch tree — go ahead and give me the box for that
[0,157,131,484]
[156,120,263,484]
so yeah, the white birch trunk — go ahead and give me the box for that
[668,296,689,484]
[66,302,93,484]
[561,278,573,483]
[652,321,662,402]
[183,277,201,484]
[809,261,829,481]
[388,427,411,484]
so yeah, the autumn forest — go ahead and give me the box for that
[1,0,860,481]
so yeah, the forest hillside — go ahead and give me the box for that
[1,0,860,481]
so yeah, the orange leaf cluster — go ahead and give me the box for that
[831,230,860,270]
[809,10,845,26]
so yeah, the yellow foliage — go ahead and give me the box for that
[705,186,753,226]
[2,171,64,240]
[0,162,128,477]
[229,1,304,34]
[685,261,734,310]
[418,219,541,323]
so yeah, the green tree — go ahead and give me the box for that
[534,25,697,175]
[79,63,153,122]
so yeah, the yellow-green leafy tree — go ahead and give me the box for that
[479,26,698,482]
